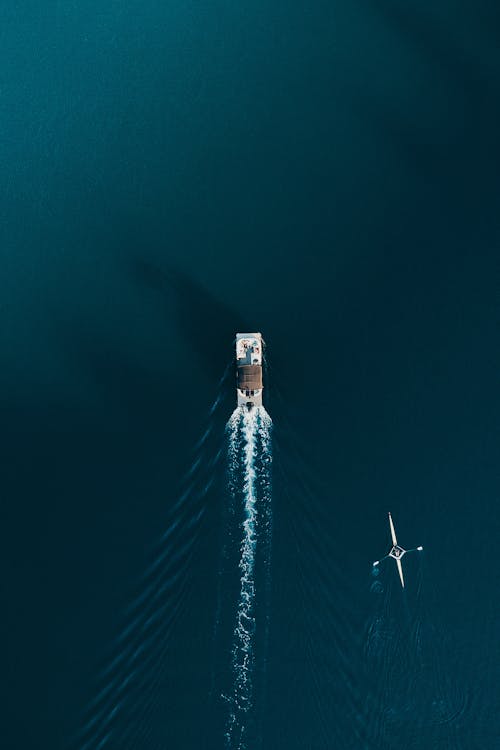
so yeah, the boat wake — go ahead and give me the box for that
[223,406,272,750]
[362,565,468,750]
[68,368,230,750]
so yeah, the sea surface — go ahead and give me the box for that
[1,2,499,749]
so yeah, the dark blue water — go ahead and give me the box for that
[1,2,499,748]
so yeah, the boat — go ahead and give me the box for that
[235,333,263,408]
[373,512,423,587]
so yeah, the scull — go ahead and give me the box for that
[373,512,423,588]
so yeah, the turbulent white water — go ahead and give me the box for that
[225,406,273,750]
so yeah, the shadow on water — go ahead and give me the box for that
[132,259,249,381]
[361,0,499,103]
[54,255,246,402]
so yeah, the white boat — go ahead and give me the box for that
[373,512,423,587]
[236,333,263,408]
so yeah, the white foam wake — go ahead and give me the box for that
[225,406,272,750]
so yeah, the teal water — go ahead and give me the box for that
[1,1,499,748]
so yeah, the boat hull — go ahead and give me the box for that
[236,333,263,408]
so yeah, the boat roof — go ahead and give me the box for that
[236,332,262,341]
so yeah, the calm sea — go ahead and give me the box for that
[1,1,498,748]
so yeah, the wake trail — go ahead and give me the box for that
[224,406,272,750]
[69,364,231,750]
